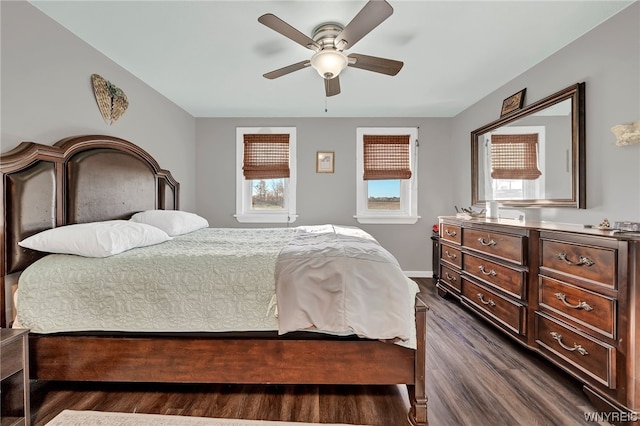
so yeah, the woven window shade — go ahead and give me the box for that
[243,134,290,179]
[363,135,412,180]
[490,133,542,180]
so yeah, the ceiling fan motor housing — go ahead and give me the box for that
[312,23,345,49]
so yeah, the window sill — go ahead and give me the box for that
[234,213,298,224]
[354,215,421,225]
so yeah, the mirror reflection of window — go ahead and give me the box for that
[489,134,541,179]
[484,126,546,201]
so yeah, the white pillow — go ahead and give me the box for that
[130,210,209,236]
[18,220,171,258]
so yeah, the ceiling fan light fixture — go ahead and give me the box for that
[310,49,348,79]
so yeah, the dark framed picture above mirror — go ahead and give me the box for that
[471,82,586,208]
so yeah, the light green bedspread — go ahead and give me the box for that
[15,228,294,334]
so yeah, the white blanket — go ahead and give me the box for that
[275,225,416,342]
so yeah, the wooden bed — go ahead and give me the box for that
[0,135,428,425]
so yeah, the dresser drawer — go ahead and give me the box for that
[541,240,616,288]
[535,313,616,389]
[440,223,461,245]
[464,253,525,299]
[441,244,462,269]
[440,264,461,292]
[539,276,616,339]
[462,278,525,335]
[463,228,525,265]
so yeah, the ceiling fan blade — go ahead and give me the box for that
[335,0,393,50]
[325,76,341,97]
[258,13,320,51]
[347,53,403,76]
[263,60,311,79]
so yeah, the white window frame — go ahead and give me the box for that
[235,127,297,224]
[355,127,420,224]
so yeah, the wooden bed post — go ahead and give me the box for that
[408,296,428,425]
[0,276,5,328]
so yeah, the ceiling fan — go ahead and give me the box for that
[258,0,404,97]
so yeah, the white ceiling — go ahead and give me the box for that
[30,0,633,118]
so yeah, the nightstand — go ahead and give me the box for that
[1,328,30,426]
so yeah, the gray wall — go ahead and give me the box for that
[196,118,452,274]
[1,1,197,211]
[451,2,640,224]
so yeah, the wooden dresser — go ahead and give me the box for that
[438,217,639,421]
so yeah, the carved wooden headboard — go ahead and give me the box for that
[0,135,179,326]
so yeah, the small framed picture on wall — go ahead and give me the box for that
[316,151,335,173]
[500,88,526,117]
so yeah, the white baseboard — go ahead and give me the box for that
[403,270,432,278]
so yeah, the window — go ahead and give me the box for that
[235,127,297,223]
[355,127,419,224]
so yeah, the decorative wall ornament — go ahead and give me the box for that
[91,74,128,125]
[611,120,640,146]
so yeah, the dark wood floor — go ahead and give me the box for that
[29,278,607,425]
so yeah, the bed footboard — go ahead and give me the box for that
[30,335,416,384]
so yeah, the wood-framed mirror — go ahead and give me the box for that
[471,82,586,208]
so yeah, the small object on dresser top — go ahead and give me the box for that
[454,206,485,218]
[485,201,499,219]
[497,210,525,221]
[597,218,613,230]
[614,221,640,232]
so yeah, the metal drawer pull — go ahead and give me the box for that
[445,272,457,282]
[557,252,595,267]
[477,293,496,307]
[477,237,497,246]
[478,265,497,276]
[445,229,457,237]
[554,293,593,311]
[550,331,589,356]
[445,250,457,259]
